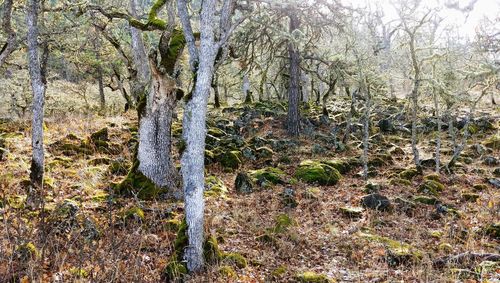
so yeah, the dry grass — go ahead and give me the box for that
[0,100,499,282]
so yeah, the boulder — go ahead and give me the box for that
[217,150,242,170]
[361,193,392,211]
[249,167,286,186]
[295,160,341,185]
[418,180,445,196]
[235,172,253,194]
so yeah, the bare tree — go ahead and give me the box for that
[177,0,243,271]
[26,0,46,208]
[0,0,17,68]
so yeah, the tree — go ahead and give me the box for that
[177,0,243,271]
[87,0,185,199]
[0,0,17,68]
[26,0,47,208]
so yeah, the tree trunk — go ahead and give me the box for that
[287,13,300,137]
[129,0,151,102]
[0,0,16,68]
[26,0,46,208]
[179,0,221,271]
[343,86,355,144]
[211,74,221,108]
[243,73,252,104]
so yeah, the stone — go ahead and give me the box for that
[488,178,500,188]
[413,195,439,205]
[255,146,274,159]
[399,168,419,180]
[461,191,479,202]
[294,271,332,283]
[364,182,381,193]
[483,156,498,166]
[249,167,286,186]
[361,193,392,211]
[378,119,394,133]
[235,172,253,194]
[295,160,341,185]
[418,180,445,196]
[217,150,242,170]
[340,206,364,218]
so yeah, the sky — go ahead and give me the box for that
[342,0,500,39]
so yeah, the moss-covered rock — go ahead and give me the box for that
[361,193,392,211]
[461,191,479,202]
[295,160,341,185]
[340,206,364,218]
[217,150,242,170]
[423,174,441,182]
[223,253,247,268]
[295,271,332,283]
[413,195,439,205]
[358,230,422,266]
[255,146,274,159]
[303,187,321,199]
[399,168,419,180]
[472,184,488,191]
[204,175,228,198]
[389,177,413,187]
[418,180,445,196]
[249,167,286,185]
[115,167,164,200]
[219,265,237,278]
[121,206,145,222]
[89,127,109,143]
[483,134,500,150]
[235,172,254,194]
[322,159,351,174]
[69,267,89,278]
[271,266,287,277]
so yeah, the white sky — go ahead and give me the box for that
[342,0,500,39]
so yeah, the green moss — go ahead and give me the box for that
[472,184,488,191]
[203,235,224,264]
[161,29,186,73]
[271,266,287,277]
[295,160,341,185]
[322,159,350,174]
[147,0,167,29]
[389,177,412,186]
[15,242,38,260]
[121,206,145,222]
[162,260,187,281]
[483,134,500,150]
[89,127,109,143]
[424,174,441,182]
[115,166,164,200]
[223,253,247,268]
[461,191,479,202]
[204,175,228,197]
[219,265,237,278]
[358,230,422,266]
[413,195,439,205]
[207,127,226,137]
[164,218,182,232]
[255,146,274,159]
[273,214,296,233]
[249,167,285,185]
[399,168,419,180]
[418,180,445,196]
[91,190,109,202]
[217,150,242,170]
[295,271,332,283]
[69,267,89,278]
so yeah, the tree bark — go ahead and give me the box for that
[212,73,221,108]
[129,0,151,102]
[26,0,46,208]
[287,13,300,137]
[0,0,16,68]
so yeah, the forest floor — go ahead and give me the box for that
[0,97,499,282]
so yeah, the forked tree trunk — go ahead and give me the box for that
[26,0,46,208]
[287,13,300,137]
[0,0,17,68]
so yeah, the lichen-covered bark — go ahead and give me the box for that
[137,68,181,194]
[179,0,216,272]
[26,0,46,207]
[0,0,16,68]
